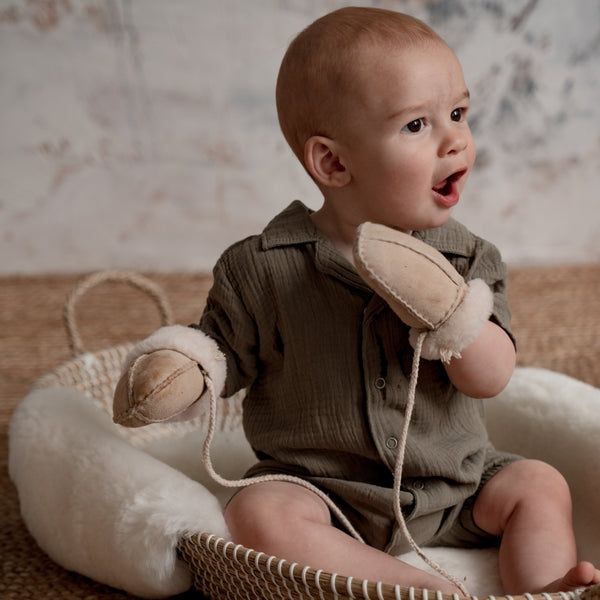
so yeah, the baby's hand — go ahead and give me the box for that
[113,349,205,427]
[354,222,493,362]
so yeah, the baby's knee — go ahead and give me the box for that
[519,459,570,498]
[224,489,265,548]
[475,459,572,533]
[505,459,572,513]
[224,481,331,550]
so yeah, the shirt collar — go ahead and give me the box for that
[260,200,470,261]
[260,200,371,289]
[260,200,319,250]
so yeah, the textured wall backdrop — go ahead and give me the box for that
[1,0,599,274]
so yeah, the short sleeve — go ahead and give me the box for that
[463,236,512,341]
[195,252,261,397]
[418,219,513,343]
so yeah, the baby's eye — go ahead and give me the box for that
[402,118,424,133]
[451,108,465,122]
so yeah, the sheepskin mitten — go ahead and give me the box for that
[114,350,205,427]
[113,325,226,427]
[354,222,493,363]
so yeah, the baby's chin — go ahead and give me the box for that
[398,212,454,233]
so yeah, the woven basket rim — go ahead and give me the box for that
[177,533,600,600]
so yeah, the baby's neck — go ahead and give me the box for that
[310,208,357,267]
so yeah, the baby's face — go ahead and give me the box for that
[336,40,476,232]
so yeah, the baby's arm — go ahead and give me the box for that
[113,249,261,428]
[354,222,515,397]
[444,319,515,398]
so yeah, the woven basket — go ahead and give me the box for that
[33,271,600,600]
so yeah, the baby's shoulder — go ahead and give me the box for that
[214,233,266,279]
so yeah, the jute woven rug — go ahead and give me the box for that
[1,267,599,599]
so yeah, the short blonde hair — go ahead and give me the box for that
[276,7,442,166]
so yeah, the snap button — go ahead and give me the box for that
[385,436,398,449]
[374,377,386,390]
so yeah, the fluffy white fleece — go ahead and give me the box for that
[9,367,600,598]
[9,387,230,599]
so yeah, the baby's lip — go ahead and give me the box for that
[432,169,467,207]
[433,169,467,193]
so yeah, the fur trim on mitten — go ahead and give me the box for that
[409,278,493,363]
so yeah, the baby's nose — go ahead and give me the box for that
[438,127,470,156]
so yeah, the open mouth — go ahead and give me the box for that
[432,169,467,208]
[433,170,465,197]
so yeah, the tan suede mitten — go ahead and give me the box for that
[113,349,205,427]
[354,222,493,362]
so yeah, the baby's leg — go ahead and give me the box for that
[473,459,600,594]
[224,480,462,594]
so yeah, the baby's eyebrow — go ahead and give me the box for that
[386,103,427,122]
[447,89,470,109]
[456,89,471,104]
[387,89,471,122]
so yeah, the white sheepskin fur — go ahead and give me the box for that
[486,367,600,566]
[8,366,600,598]
[9,386,231,599]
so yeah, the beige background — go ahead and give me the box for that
[1,0,599,275]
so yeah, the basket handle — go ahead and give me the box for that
[63,270,174,356]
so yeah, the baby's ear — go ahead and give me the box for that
[304,136,351,188]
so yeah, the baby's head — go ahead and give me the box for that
[276,7,475,233]
[276,7,445,167]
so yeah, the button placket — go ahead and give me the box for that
[362,297,399,470]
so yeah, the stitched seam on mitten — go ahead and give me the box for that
[141,361,199,403]
[357,236,465,329]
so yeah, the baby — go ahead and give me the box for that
[114,7,600,595]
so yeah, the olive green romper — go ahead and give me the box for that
[198,201,521,554]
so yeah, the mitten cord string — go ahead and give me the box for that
[200,332,467,595]
[200,371,366,544]
[393,330,469,596]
